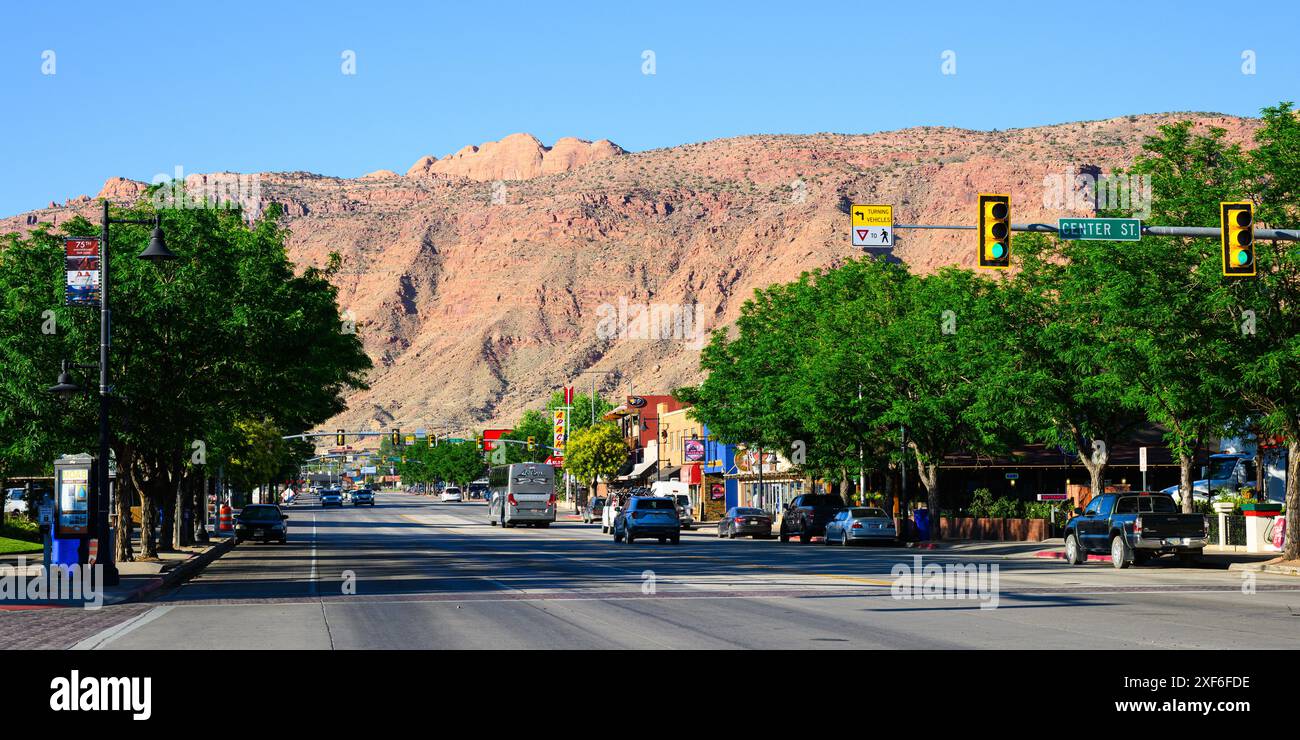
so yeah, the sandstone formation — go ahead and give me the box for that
[0,115,1261,438]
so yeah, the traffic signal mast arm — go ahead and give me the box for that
[894,223,1300,241]
[486,437,561,453]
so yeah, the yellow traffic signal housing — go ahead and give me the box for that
[475,436,484,452]
[336,429,345,446]
[392,428,402,447]
[978,193,1011,269]
[1221,202,1255,277]
[527,436,536,451]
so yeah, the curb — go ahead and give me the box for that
[1228,561,1300,576]
[1033,549,1110,563]
[110,537,235,605]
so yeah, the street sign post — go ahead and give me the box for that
[1057,217,1142,241]
[851,204,894,247]
[1139,446,1148,491]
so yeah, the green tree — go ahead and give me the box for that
[1005,235,1145,501]
[564,423,626,494]
[545,389,613,433]
[1229,102,1300,559]
[499,409,552,463]
[434,440,486,487]
[1098,121,1249,511]
[881,267,1016,522]
[0,194,370,559]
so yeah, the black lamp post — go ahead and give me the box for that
[49,202,175,586]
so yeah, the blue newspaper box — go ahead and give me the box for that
[913,508,931,541]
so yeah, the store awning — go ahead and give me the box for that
[657,465,681,481]
[624,457,658,481]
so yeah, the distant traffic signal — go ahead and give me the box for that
[392,428,402,447]
[527,436,536,451]
[475,435,484,452]
[336,429,345,446]
[978,193,1011,269]
[1221,202,1255,277]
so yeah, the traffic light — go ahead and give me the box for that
[475,435,484,452]
[978,193,1011,269]
[391,428,402,447]
[336,429,345,446]
[527,436,536,451]
[1221,201,1255,277]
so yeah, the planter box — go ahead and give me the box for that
[937,516,1049,542]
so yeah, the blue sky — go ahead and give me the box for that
[2,0,1296,215]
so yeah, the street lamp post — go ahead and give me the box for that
[50,202,174,587]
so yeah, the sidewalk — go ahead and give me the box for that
[1228,557,1300,577]
[0,535,233,608]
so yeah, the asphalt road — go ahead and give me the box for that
[38,493,1300,649]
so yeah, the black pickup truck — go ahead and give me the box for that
[1063,492,1208,569]
[779,494,846,543]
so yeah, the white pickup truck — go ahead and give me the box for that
[5,488,28,517]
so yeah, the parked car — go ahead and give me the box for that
[650,481,695,530]
[234,504,289,545]
[613,496,681,544]
[351,489,375,506]
[582,496,605,524]
[1063,491,1208,569]
[717,507,772,539]
[4,488,27,517]
[601,493,625,534]
[319,489,343,507]
[440,486,463,502]
[779,494,846,543]
[824,507,897,546]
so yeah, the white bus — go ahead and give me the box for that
[488,463,556,528]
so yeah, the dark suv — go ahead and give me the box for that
[779,494,846,543]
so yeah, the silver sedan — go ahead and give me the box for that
[824,507,898,546]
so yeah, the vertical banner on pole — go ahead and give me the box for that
[552,409,567,455]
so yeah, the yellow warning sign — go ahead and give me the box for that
[851,204,893,247]
[852,204,892,227]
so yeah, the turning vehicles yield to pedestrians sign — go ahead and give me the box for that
[851,204,893,247]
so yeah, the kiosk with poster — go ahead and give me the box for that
[52,454,95,566]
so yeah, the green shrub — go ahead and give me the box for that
[968,488,994,517]
[988,496,1023,519]
[1,517,41,542]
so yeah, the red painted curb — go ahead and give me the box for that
[1033,550,1109,562]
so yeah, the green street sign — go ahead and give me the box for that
[1057,218,1142,241]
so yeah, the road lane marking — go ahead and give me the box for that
[309,515,318,596]
[816,573,897,586]
[71,606,175,650]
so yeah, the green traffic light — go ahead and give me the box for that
[991,243,1005,259]
[1237,250,1250,265]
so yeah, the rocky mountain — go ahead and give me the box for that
[1,117,1261,437]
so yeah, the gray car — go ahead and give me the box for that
[824,507,898,545]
